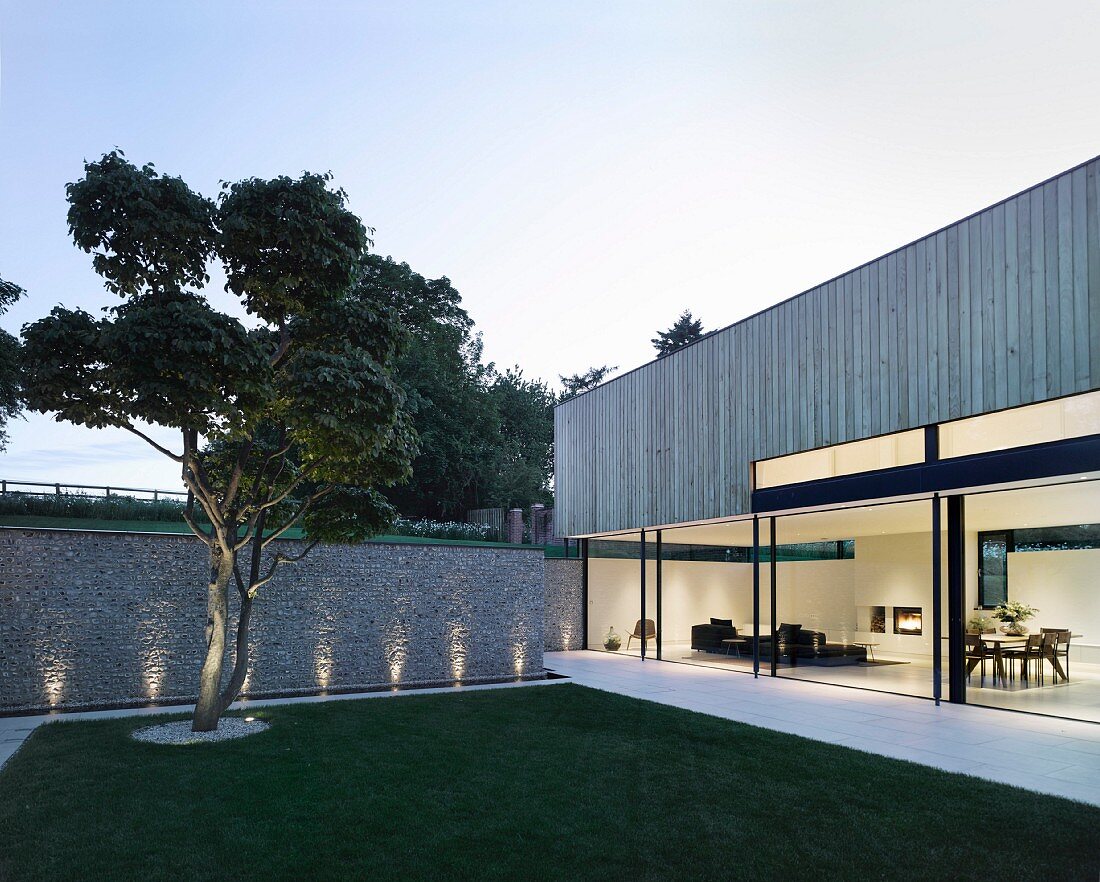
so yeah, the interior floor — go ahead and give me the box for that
[630,640,1100,723]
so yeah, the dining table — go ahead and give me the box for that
[967,633,1082,684]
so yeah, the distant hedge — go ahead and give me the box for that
[0,492,194,523]
[0,492,498,543]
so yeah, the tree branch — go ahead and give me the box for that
[182,506,215,546]
[248,539,320,596]
[234,430,292,549]
[256,457,329,514]
[270,319,291,367]
[181,467,226,535]
[222,436,255,510]
[180,429,227,536]
[260,485,335,548]
[244,434,292,510]
[122,424,183,462]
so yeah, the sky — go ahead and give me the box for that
[2,0,1100,491]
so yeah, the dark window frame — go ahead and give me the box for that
[977,530,1012,610]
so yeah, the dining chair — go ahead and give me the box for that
[1002,634,1042,683]
[1041,628,1072,681]
[1038,631,1060,684]
[625,619,656,651]
[964,634,989,684]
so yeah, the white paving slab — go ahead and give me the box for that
[546,650,1100,807]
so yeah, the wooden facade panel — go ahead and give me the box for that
[555,159,1100,537]
[1089,162,1100,385]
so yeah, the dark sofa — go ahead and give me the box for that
[690,618,739,652]
[691,621,866,666]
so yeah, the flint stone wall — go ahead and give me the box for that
[543,558,582,652]
[0,528,545,713]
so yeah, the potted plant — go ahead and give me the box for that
[991,600,1038,636]
[603,627,621,651]
[966,614,996,633]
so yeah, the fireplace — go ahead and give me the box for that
[893,606,923,635]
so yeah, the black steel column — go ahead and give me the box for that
[947,496,966,703]
[581,538,589,651]
[752,516,760,678]
[655,530,663,660]
[932,494,942,706]
[769,516,777,678]
[639,530,647,660]
[924,424,940,462]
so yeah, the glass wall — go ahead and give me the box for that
[580,478,1098,722]
[771,499,939,699]
[962,480,1100,723]
[585,534,648,657]
[657,519,760,672]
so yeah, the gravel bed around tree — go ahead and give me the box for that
[131,718,269,745]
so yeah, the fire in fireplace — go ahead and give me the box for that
[893,606,923,635]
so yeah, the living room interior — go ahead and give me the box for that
[584,477,1100,723]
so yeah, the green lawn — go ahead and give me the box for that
[1,684,1096,881]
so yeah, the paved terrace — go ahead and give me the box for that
[546,650,1100,807]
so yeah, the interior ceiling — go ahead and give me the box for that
[593,479,1100,546]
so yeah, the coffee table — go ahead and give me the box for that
[853,641,878,662]
[722,638,748,658]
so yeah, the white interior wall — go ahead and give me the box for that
[1007,548,1100,664]
[775,559,856,640]
[850,532,935,658]
[660,561,753,645]
[586,558,646,650]
[588,558,754,648]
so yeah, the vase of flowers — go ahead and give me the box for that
[603,627,621,651]
[992,601,1038,636]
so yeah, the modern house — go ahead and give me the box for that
[554,157,1100,725]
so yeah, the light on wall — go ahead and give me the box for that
[448,623,469,680]
[384,619,409,685]
[43,670,66,707]
[313,635,334,689]
[142,644,168,700]
[559,623,574,650]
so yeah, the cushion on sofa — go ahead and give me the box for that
[710,617,734,627]
[691,622,738,652]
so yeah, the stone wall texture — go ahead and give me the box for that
[0,528,546,713]
[543,558,582,652]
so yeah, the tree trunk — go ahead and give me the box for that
[192,545,235,732]
[216,593,253,716]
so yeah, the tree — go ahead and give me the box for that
[361,255,555,520]
[0,277,24,449]
[559,364,616,398]
[360,255,493,520]
[652,310,704,357]
[21,152,415,731]
[483,368,555,509]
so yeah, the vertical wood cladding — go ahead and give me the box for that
[556,159,1100,536]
